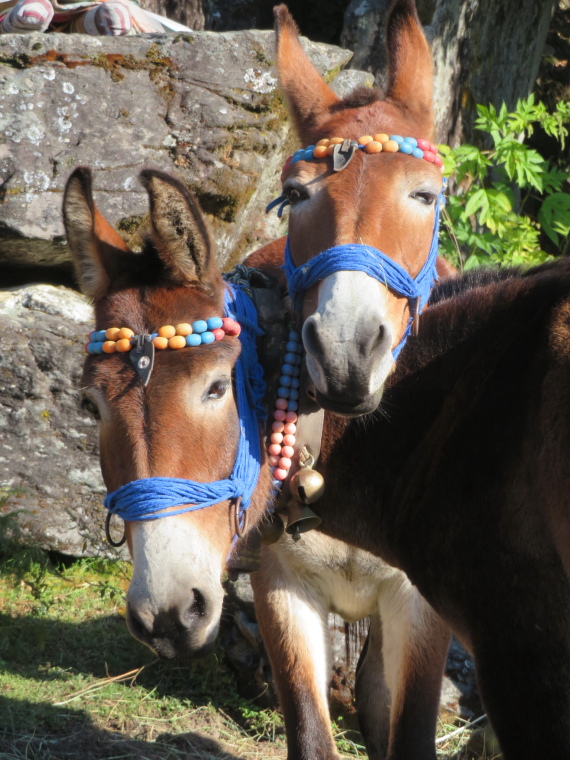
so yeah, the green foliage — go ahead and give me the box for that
[440,96,570,269]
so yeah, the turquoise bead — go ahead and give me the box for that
[87,342,97,354]
[412,147,424,159]
[192,320,208,333]
[207,317,223,330]
[201,331,215,344]
[390,135,404,144]
[92,342,104,354]
[404,137,418,147]
[399,142,413,154]
[92,330,106,342]
[277,387,290,398]
[186,334,201,346]
[303,146,316,160]
[291,155,301,165]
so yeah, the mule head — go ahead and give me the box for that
[64,168,270,659]
[275,0,443,416]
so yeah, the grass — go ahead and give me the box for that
[0,490,501,759]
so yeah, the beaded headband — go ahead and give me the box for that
[84,317,241,355]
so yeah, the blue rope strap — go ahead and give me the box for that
[103,282,265,525]
[280,185,445,359]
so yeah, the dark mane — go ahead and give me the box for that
[331,86,383,112]
[429,265,524,305]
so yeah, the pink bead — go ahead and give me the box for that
[429,143,438,155]
[268,455,280,466]
[274,468,288,481]
[285,411,298,423]
[423,151,435,163]
[221,317,241,336]
[272,421,285,433]
[268,443,282,456]
[278,457,292,469]
[270,432,284,444]
[283,423,296,435]
[274,410,287,422]
[417,138,430,151]
[433,155,443,168]
[212,328,225,341]
[276,398,288,410]
[282,434,296,447]
[281,445,294,458]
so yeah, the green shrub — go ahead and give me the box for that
[440,95,570,269]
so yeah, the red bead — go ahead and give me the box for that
[274,410,287,422]
[285,411,298,423]
[276,398,288,410]
[274,468,288,481]
[281,445,294,458]
[423,151,436,163]
[429,143,438,155]
[433,155,444,168]
[221,318,241,336]
[83,342,90,353]
[417,138,430,151]
[212,328,225,341]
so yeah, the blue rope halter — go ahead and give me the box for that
[103,283,265,531]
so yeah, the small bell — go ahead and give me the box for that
[289,468,325,505]
[285,498,321,541]
[259,512,285,545]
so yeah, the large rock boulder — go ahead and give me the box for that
[0,31,351,276]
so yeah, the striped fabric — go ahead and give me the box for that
[0,0,164,34]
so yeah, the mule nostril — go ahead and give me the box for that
[181,588,206,626]
[302,317,324,358]
[127,604,154,642]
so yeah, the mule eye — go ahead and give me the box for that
[284,185,307,205]
[410,190,437,206]
[81,397,100,420]
[205,381,229,400]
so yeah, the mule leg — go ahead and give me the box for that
[355,613,392,759]
[377,577,450,760]
[251,550,340,760]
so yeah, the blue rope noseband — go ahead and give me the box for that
[276,185,445,359]
[103,283,265,530]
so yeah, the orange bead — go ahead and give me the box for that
[382,140,400,153]
[102,341,116,354]
[105,327,121,341]
[316,138,330,147]
[373,133,390,144]
[168,335,187,349]
[152,336,169,350]
[329,137,344,145]
[327,144,336,156]
[175,323,193,336]
[358,135,373,145]
[158,325,176,339]
[115,338,132,352]
[365,141,383,154]
[117,327,134,340]
[313,145,329,159]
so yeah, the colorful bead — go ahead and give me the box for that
[278,457,292,470]
[303,146,316,160]
[404,136,418,147]
[206,317,223,331]
[192,320,208,334]
[286,341,301,353]
[283,423,296,435]
[201,332,215,344]
[313,145,329,159]
[275,398,288,410]
[374,133,390,143]
[327,144,336,156]
[433,155,444,168]
[268,455,280,466]
[430,143,438,155]
[117,327,135,340]
[274,468,288,481]
[282,434,296,447]
[412,147,424,159]
[358,135,373,145]
[277,387,290,398]
[271,433,284,444]
[287,401,298,411]
[365,141,383,154]
[169,335,186,349]
[290,377,300,389]
[268,443,282,456]
[329,137,344,145]
[222,317,241,336]
[416,138,430,151]
[176,323,193,336]
[281,445,295,458]
[186,334,202,347]
[272,421,285,433]
[115,338,132,353]
[153,336,169,349]
[105,327,121,341]
[158,325,176,339]
[389,135,404,144]
[423,151,436,163]
[383,140,400,153]
[285,411,298,423]
[316,138,330,147]
[102,341,116,353]
[212,328,225,341]
[274,409,287,422]
[399,142,413,155]
[289,389,299,400]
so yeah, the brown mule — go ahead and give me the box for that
[64,166,272,659]
[248,3,452,759]
[307,259,570,760]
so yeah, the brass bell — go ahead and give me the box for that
[289,468,325,505]
[259,512,285,545]
[285,498,321,541]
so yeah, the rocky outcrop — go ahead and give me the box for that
[0,31,352,276]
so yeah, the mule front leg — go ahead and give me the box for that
[376,578,450,760]
[251,551,340,760]
[355,613,391,759]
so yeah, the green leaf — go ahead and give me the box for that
[538,193,570,246]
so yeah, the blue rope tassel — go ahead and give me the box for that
[103,283,265,525]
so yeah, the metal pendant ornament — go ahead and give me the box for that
[285,448,324,541]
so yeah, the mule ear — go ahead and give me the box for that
[385,0,434,136]
[274,4,341,141]
[139,169,219,291]
[63,167,131,300]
